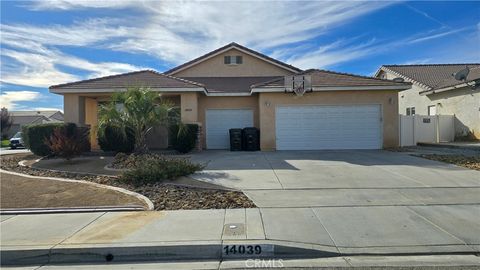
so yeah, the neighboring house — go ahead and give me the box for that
[375,64,480,139]
[7,111,64,138]
[49,42,410,151]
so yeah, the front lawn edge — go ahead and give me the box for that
[0,168,154,211]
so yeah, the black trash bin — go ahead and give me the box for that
[229,128,243,151]
[242,127,260,151]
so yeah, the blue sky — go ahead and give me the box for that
[1,1,479,111]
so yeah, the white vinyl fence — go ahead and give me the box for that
[399,115,455,147]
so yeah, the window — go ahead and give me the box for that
[224,55,243,65]
[428,105,436,116]
[224,56,231,64]
[406,107,415,116]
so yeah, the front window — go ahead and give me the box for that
[406,107,415,116]
[428,105,436,116]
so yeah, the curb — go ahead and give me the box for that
[1,240,338,266]
[0,206,145,215]
[0,169,154,211]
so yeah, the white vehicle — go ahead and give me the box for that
[9,132,24,149]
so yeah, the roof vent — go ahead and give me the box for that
[393,77,404,82]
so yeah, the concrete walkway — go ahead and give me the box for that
[2,205,479,265]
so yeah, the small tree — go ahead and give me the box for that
[1,107,13,139]
[45,125,89,161]
[98,86,175,153]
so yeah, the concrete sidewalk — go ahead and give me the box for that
[2,206,479,266]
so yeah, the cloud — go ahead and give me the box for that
[16,1,394,64]
[26,0,139,10]
[0,91,42,110]
[281,27,479,70]
[1,43,142,87]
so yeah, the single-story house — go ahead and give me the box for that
[6,110,64,138]
[50,42,411,151]
[375,64,480,139]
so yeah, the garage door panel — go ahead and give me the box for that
[206,109,253,149]
[276,105,382,150]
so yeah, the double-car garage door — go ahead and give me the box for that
[205,105,382,150]
[276,105,382,150]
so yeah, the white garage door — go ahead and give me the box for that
[206,109,253,149]
[276,105,382,150]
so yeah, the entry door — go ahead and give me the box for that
[206,109,253,149]
[276,105,382,150]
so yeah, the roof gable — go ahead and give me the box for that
[165,42,302,75]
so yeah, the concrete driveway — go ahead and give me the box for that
[189,150,480,254]
[190,150,480,207]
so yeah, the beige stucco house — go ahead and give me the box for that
[376,64,480,139]
[50,43,411,150]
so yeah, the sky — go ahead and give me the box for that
[1,0,479,111]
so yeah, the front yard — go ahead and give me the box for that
[0,172,146,209]
[0,153,255,211]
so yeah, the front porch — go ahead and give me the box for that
[63,92,201,150]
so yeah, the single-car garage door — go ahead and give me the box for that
[206,109,253,149]
[276,105,382,150]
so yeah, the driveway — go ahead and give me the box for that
[190,150,480,207]
[188,150,480,253]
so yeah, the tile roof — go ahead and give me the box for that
[253,69,411,88]
[181,76,281,93]
[165,42,302,75]
[380,64,480,90]
[49,70,204,90]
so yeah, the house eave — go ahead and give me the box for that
[251,85,411,93]
[49,87,207,94]
[419,82,474,96]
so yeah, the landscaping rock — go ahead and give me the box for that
[418,154,480,171]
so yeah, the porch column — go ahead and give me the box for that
[85,97,99,150]
[180,92,198,123]
[63,94,85,125]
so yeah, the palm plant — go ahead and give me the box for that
[98,86,176,153]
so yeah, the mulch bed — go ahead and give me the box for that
[0,154,255,210]
[418,154,480,171]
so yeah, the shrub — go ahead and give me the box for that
[45,125,90,160]
[22,123,65,156]
[170,124,199,153]
[119,155,204,186]
[23,123,90,156]
[98,124,135,153]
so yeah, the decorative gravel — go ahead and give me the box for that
[418,154,480,171]
[110,152,188,169]
[0,154,256,210]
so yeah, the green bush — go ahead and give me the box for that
[119,156,204,186]
[23,123,90,156]
[98,124,135,153]
[170,124,199,153]
[23,123,65,156]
